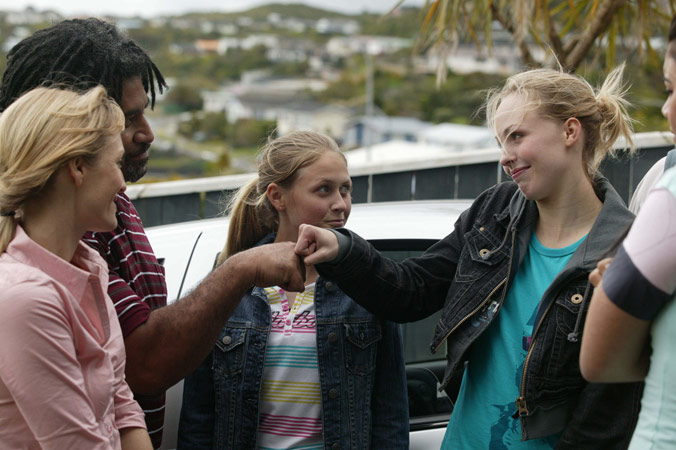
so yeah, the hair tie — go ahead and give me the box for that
[0,211,15,217]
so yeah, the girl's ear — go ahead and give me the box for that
[266,183,285,212]
[563,117,582,147]
[67,157,86,187]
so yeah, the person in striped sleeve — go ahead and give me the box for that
[178,131,409,450]
[0,18,306,449]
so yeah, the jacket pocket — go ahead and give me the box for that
[546,284,588,378]
[213,326,248,377]
[344,322,382,375]
[454,230,507,282]
[554,285,587,335]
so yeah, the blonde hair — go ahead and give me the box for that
[220,131,344,263]
[485,64,635,180]
[0,86,124,253]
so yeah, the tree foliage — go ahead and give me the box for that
[408,0,676,78]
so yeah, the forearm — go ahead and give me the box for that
[580,283,651,383]
[318,229,455,322]
[124,251,254,394]
[120,427,152,450]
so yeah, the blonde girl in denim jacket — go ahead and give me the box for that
[178,131,409,450]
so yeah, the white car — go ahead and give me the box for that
[146,199,473,450]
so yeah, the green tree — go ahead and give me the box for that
[165,84,204,112]
[232,119,276,148]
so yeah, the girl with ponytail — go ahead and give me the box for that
[178,131,409,450]
[295,66,642,449]
[0,86,151,449]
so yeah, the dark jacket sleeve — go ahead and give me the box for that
[317,189,493,323]
[555,381,643,449]
[370,320,409,449]
[177,352,216,450]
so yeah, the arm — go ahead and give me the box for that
[125,242,306,395]
[176,352,216,450]
[120,427,152,450]
[297,220,466,323]
[580,186,676,383]
[370,320,409,449]
[580,281,651,382]
[0,286,133,449]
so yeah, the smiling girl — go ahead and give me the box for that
[0,87,151,449]
[295,67,643,449]
[177,131,409,450]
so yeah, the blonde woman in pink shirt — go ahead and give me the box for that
[0,86,151,449]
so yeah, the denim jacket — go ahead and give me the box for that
[177,261,409,449]
[320,179,643,449]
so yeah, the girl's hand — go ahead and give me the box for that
[295,224,339,265]
[589,257,613,287]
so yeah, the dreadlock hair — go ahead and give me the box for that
[0,17,167,112]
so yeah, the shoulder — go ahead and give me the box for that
[629,157,667,213]
[0,270,66,322]
[462,181,519,223]
[657,165,676,195]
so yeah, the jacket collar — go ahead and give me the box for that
[504,177,633,272]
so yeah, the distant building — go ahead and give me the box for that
[345,140,455,166]
[202,75,328,124]
[5,7,60,25]
[195,39,220,54]
[343,116,430,149]
[417,123,494,151]
[316,18,360,35]
[277,104,360,141]
[326,35,412,58]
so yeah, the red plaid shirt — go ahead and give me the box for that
[83,193,167,449]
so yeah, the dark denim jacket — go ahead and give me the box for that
[177,277,409,450]
[320,179,643,449]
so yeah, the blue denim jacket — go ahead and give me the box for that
[177,275,409,450]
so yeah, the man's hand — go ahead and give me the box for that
[295,224,339,265]
[234,242,306,292]
[589,257,613,288]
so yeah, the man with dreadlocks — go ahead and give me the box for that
[0,18,306,449]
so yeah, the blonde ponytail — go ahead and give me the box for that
[217,131,343,264]
[486,64,635,180]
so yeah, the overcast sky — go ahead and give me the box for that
[4,0,425,18]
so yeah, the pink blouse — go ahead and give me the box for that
[0,226,145,449]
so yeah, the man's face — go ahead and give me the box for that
[119,77,154,182]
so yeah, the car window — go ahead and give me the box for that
[375,241,446,364]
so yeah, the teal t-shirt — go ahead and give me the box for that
[441,232,585,449]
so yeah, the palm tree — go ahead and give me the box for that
[402,0,674,81]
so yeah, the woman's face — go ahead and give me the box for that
[276,151,352,234]
[496,93,579,201]
[78,134,126,232]
[662,49,676,143]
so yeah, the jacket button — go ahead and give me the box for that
[325,281,335,291]
[332,444,341,450]
[479,248,490,258]
[479,226,485,232]
[571,294,583,304]
[221,335,232,345]
[329,388,339,398]
[328,332,337,342]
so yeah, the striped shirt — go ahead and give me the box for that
[83,192,167,449]
[258,285,323,450]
